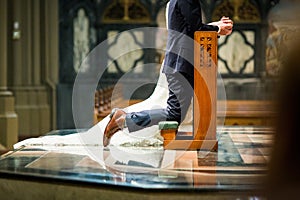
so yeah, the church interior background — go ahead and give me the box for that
[1,0,300,199]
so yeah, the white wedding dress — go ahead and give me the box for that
[13,3,194,167]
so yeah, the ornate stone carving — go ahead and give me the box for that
[73,8,90,73]
[213,0,260,23]
[103,0,150,23]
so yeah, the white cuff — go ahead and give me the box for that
[217,25,221,34]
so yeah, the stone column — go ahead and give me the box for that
[0,0,18,149]
[7,0,58,138]
[44,0,59,130]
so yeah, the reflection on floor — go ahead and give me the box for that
[0,126,273,199]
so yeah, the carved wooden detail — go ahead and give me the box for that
[162,31,219,151]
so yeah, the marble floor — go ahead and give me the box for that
[0,126,273,199]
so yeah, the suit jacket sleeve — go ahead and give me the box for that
[177,0,218,33]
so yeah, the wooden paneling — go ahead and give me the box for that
[194,31,218,142]
[163,31,219,151]
[217,100,275,126]
[94,85,143,123]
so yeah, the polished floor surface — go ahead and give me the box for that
[0,126,272,198]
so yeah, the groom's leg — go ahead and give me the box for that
[125,72,193,132]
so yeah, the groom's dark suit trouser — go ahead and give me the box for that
[125,72,194,132]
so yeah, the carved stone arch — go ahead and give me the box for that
[211,0,235,22]
[212,0,261,23]
[238,0,261,23]
[102,0,151,24]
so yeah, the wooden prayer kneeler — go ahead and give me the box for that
[160,31,218,151]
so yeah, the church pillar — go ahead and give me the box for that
[43,0,59,130]
[7,0,58,138]
[0,0,18,149]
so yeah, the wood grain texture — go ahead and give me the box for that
[161,31,219,150]
[194,31,218,141]
[163,140,218,151]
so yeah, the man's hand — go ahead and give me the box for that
[208,16,233,36]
